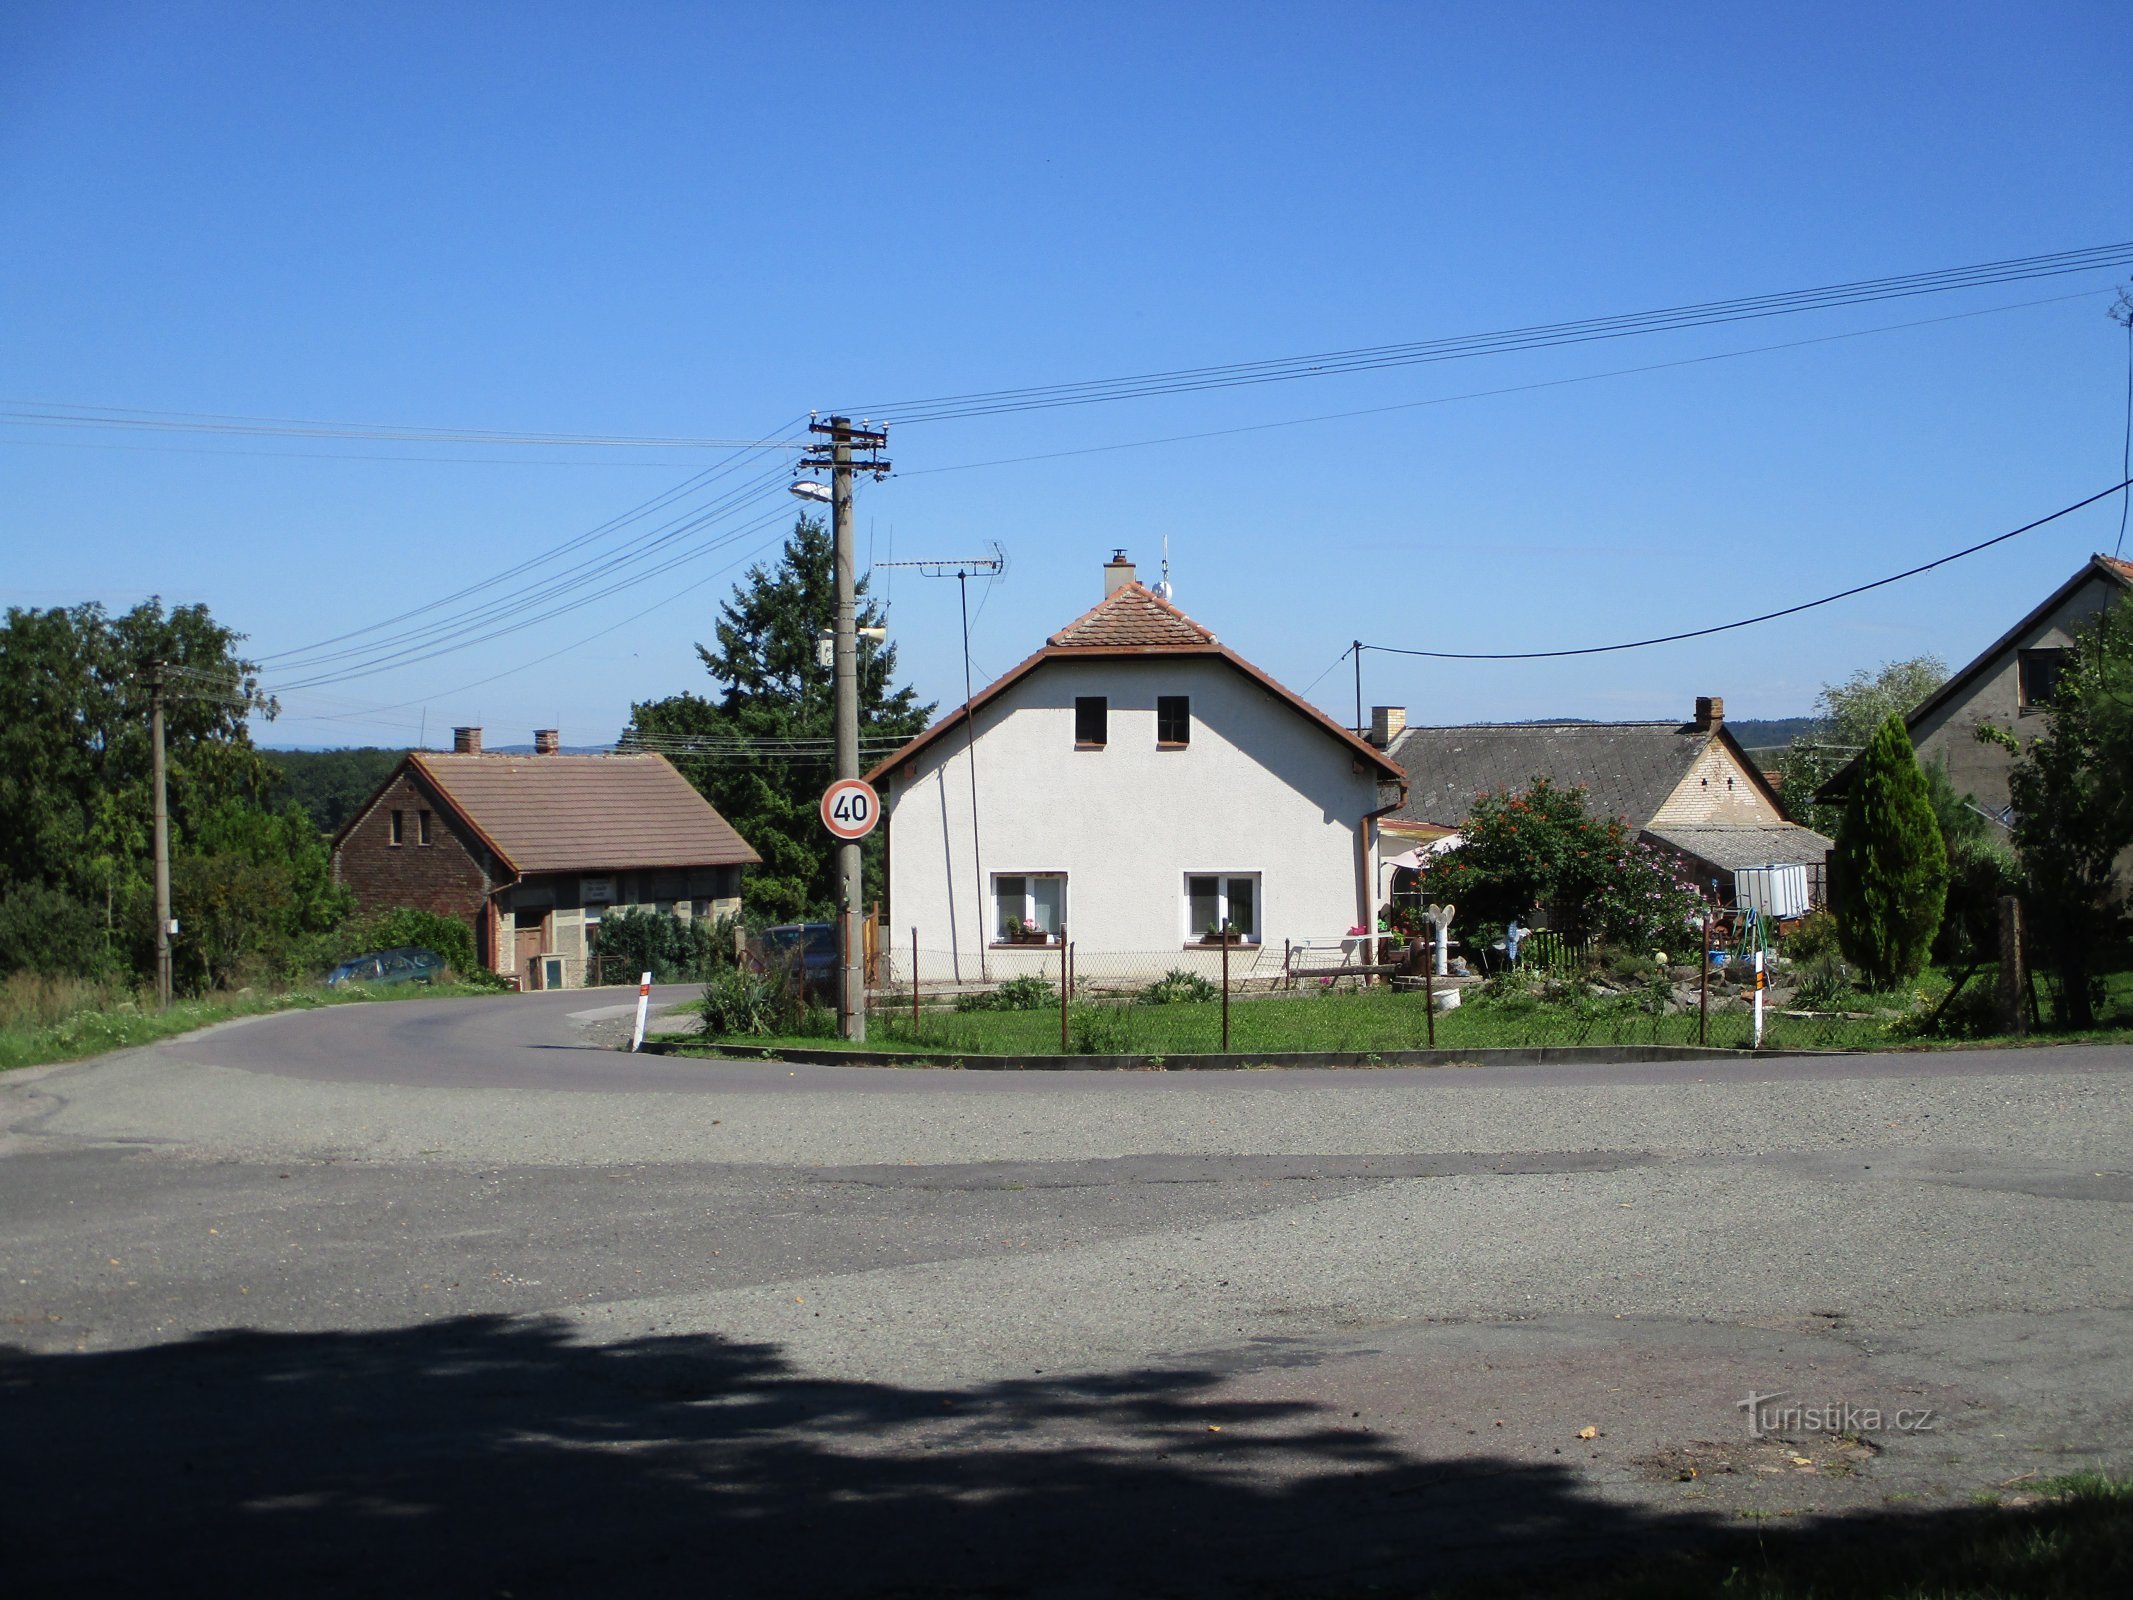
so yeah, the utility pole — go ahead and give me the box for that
[802,416,889,1041]
[149,663,172,1009]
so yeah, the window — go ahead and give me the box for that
[1157,695,1191,747]
[417,809,433,846]
[2018,648,2067,710]
[389,809,404,846]
[994,873,1067,941]
[1074,696,1108,747]
[1185,873,1259,943]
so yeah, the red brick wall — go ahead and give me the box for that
[332,767,497,958]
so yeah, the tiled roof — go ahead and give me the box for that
[1047,584,1219,650]
[409,752,760,875]
[1645,822,1833,871]
[1385,721,1707,829]
[864,582,1401,783]
[2102,554,2133,584]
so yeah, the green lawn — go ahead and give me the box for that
[676,951,2133,1061]
[0,977,503,1073]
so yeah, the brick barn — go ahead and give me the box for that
[331,727,760,989]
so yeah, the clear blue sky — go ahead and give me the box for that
[4,2,2129,748]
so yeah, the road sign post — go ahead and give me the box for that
[820,777,880,842]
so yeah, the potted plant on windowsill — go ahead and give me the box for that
[1006,917,1052,946]
[1199,920,1245,946]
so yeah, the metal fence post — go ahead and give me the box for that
[1060,937,1070,1052]
[1424,958,1435,1050]
[912,927,920,1039]
[1221,932,1231,1053]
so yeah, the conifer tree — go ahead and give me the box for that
[1832,712,1948,988]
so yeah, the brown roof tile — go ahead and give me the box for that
[1048,584,1220,650]
[409,752,760,875]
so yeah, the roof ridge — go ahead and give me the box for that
[1046,581,1218,649]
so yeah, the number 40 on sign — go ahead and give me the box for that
[820,777,880,841]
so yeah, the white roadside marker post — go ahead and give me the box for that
[1752,949,1766,1050]
[631,971,653,1053]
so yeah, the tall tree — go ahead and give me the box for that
[625,516,934,922]
[1775,655,1948,833]
[1978,605,2133,1028]
[1831,713,1949,989]
[0,599,286,973]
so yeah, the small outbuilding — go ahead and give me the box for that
[331,727,760,988]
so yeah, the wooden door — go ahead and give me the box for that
[516,913,549,987]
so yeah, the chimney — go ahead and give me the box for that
[1103,548,1136,598]
[534,729,560,755]
[1694,695,1724,733]
[1369,705,1407,748]
[453,726,483,754]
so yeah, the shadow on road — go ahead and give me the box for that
[2,1316,2116,1596]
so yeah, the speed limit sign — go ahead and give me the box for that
[820,776,880,841]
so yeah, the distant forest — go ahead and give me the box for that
[261,748,405,834]
[1726,717,1819,756]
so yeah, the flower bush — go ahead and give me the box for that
[1412,777,1705,950]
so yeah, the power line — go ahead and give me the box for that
[855,243,2133,424]
[267,465,795,677]
[897,289,2102,478]
[1353,478,2133,663]
[2110,285,2133,558]
[0,397,810,450]
[262,422,809,665]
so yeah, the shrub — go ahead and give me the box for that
[700,966,787,1037]
[594,908,732,985]
[1833,714,1949,989]
[0,885,115,979]
[955,974,1056,1013]
[1138,968,1218,1005]
[1067,1005,1132,1054]
[369,907,477,977]
[1782,907,1839,963]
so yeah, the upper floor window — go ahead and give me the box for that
[389,809,404,846]
[417,809,433,846]
[1074,696,1107,747]
[2018,648,2066,710]
[1157,695,1191,747]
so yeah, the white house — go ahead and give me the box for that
[866,553,1406,983]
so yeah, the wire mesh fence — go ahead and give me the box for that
[842,935,1896,1057]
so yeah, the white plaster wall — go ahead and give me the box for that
[883,656,1382,978]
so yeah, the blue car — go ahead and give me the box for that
[755,923,838,999]
[325,947,445,988]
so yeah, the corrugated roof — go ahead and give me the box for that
[409,752,760,874]
[1645,822,1833,871]
[1386,722,1706,828]
[1048,584,1220,649]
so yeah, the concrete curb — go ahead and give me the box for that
[638,1039,1824,1071]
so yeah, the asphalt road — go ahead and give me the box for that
[4,991,2130,1596]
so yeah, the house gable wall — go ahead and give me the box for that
[883,654,1380,972]
[1909,571,2123,818]
[332,767,497,954]
[1647,738,1785,826]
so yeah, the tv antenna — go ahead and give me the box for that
[874,543,1006,980]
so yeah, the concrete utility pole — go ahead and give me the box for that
[149,663,172,1010]
[803,416,890,1042]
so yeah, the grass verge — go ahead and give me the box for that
[0,975,504,1073]
[1439,1470,2133,1599]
